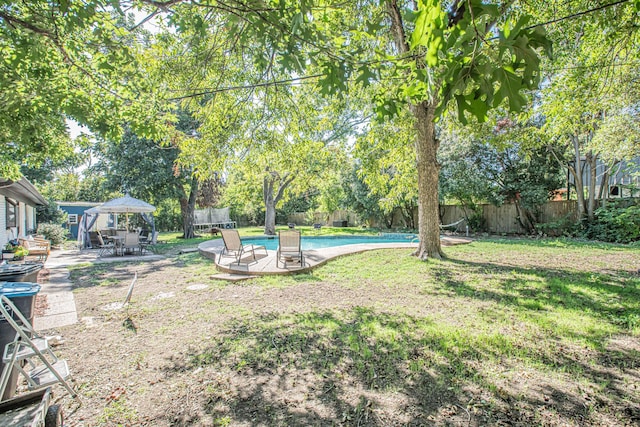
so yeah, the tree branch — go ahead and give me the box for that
[0,11,55,38]
[387,0,410,55]
[274,172,294,203]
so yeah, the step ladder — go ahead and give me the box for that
[0,295,78,400]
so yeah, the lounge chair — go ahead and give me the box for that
[277,230,304,268]
[220,229,267,265]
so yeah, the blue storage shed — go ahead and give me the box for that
[56,202,112,238]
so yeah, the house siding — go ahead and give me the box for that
[0,196,6,249]
[19,202,26,236]
[26,206,36,233]
[1,197,20,246]
[57,203,110,238]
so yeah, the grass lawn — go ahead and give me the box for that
[60,237,639,426]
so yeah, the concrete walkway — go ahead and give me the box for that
[34,249,163,330]
[199,235,473,277]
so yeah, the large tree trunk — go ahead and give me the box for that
[411,101,444,259]
[388,0,442,260]
[264,193,277,235]
[263,169,295,235]
[180,176,198,239]
[514,199,536,234]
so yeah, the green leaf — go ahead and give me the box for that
[374,97,399,121]
[291,12,304,35]
[319,63,348,96]
[59,0,70,14]
[410,7,430,48]
[493,67,527,111]
[355,65,376,87]
[365,18,385,34]
[468,98,489,122]
[454,95,469,125]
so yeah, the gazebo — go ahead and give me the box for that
[78,194,156,249]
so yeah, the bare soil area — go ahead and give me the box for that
[37,242,640,426]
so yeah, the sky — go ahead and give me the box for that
[67,119,90,139]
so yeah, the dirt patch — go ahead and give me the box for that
[37,267,50,283]
[34,294,48,317]
[38,243,640,426]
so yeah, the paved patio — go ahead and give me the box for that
[200,235,473,277]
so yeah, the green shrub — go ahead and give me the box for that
[588,201,640,243]
[535,215,575,237]
[464,207,486,232]
[36,197,67,225]
[37,223,68,246]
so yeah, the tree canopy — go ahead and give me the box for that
[3,0,639,245]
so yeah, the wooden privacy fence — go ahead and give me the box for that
[288,210,357,227]
[440,200,578,234]
[288,200,579,234]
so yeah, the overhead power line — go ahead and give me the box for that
[167,74,324,101]
[167,0,635,100]
[523,0,631,31]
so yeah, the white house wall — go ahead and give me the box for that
[19,202,26,236]
[1,196,40,248]
[0,196,6,249]
[26,206,36,233]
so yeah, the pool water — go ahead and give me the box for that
[243,234,418,251]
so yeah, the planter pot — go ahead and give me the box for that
[2,251,15,261]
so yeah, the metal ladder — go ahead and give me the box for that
[0,295,78,400]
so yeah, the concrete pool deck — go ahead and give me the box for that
[199,235,473,277]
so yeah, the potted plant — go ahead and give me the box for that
[3,240,28,261]
[12,245,29,261]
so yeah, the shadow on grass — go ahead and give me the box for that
[467,236,637,251]
[428,256,640,338]
[157,306,638,426]
[165,308,478,426]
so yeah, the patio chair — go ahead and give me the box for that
[139,231,166,254]
[122,232,140,255]
[220,229,267,265]
[277,230,304,268]
[95,232,116,257]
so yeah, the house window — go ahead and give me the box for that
[68,214,78,225]
[5,199,17,228]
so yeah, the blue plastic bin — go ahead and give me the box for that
[0,282,41,401]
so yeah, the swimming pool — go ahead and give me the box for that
[242,234,418,251]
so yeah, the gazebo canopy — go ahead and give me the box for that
[78,194,156,249]
[94,194,155,214]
